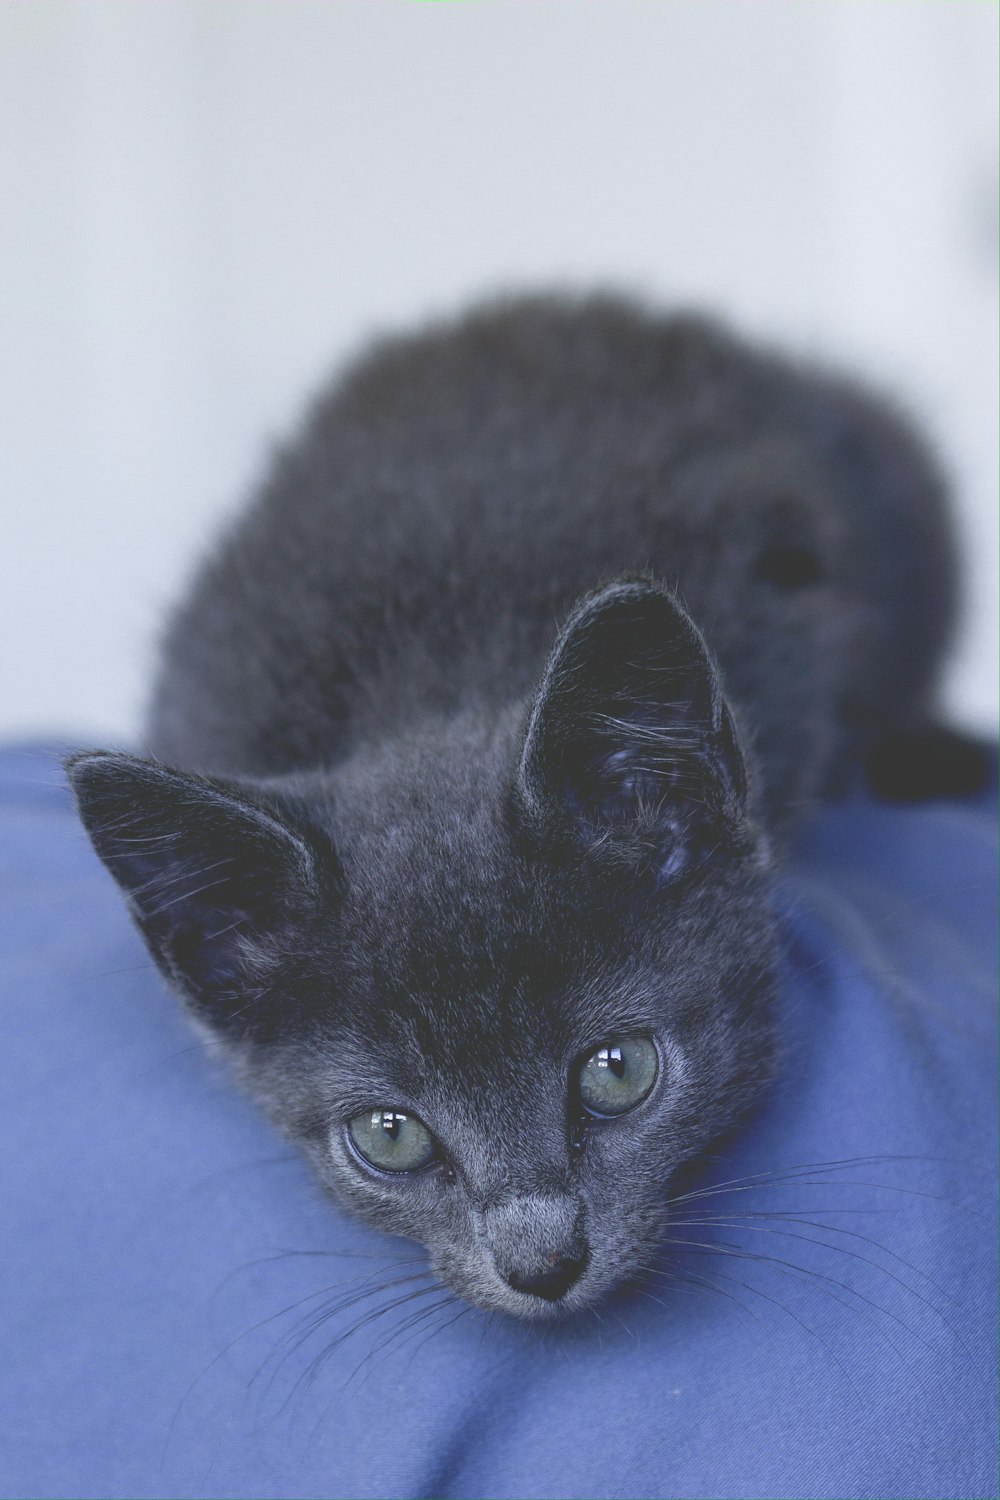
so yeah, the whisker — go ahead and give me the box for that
[669,1210,958,1305]
[670,1153,974,1206]
[279,1283,444,1419]
[403,1301,474,1367]
[342,1292,460,1395]
[692,1259,867,1406]
[667,1215,971,1361]
[670,1157,988,1223]
[164,1261,422,1464]
[253,1271,437,1405]
[662,1234,943,1362]
[641,1263,765,1330]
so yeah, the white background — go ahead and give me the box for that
[2,0,997,744]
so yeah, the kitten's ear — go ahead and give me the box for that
[516,581,749,882]
[66,752,326,1037]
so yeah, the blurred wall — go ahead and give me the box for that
[2,0,997,743]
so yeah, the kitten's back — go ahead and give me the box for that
[146,294,955,831]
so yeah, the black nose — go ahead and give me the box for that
[505,1252,587,1301]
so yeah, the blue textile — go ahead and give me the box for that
[1,744,996,1500]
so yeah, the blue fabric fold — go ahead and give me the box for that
[1,743,996,1500]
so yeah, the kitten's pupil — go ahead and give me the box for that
[379,1110,404,1140]
[597,1045,626,1079]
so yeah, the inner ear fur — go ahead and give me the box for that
[66,751,326,1035]
[515,579,748,880]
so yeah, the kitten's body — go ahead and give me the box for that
[71,295,959,1318]
[148,295,953,833]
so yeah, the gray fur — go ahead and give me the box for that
[67,293,957,1318]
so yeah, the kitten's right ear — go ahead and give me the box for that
[514,580,751,883]
[66,752,329,1039]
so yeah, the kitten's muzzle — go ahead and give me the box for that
[504,1248,588,1302]
[477,1192,589,1304]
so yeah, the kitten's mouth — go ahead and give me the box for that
[482,1279,595,1320]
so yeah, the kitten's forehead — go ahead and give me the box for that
[333,753,555,986]
[333,894,665,1131]
[344,908,578,1073]
[345,972,582,1194]
[320,728,769,1115]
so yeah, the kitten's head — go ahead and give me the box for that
[69,581,778,1319]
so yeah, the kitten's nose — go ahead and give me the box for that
[505,1250,588,1302]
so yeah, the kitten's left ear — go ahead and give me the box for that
[66,752,326,1037]
[515,580,750,882]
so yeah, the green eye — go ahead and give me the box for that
[578,1036,658,1117]
[347,1109,436,1173]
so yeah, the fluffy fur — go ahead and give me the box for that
[68,293,960,1318]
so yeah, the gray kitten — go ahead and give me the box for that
[68,293,968,1318]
